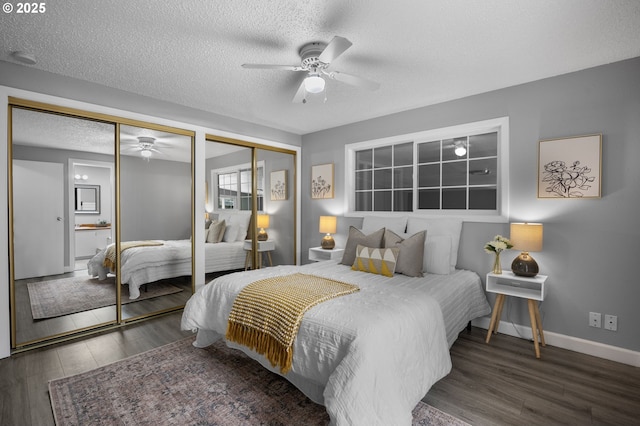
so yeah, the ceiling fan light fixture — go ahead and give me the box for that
[304,75,325,94]
[454,141,467,157]
[140,149,152,158]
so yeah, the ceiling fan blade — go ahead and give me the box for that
[318,36,352,64]
[326,70,380,91]
[242,64,304,71]
[292,81,307,103]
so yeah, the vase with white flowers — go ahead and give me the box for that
[484,235,513,274]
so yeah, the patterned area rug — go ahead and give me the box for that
[27,276,183,319]
[49,337,470,425]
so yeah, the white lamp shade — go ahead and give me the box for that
[510,223,543,252]
[141,149,152,158]
[257,214,270,229]
[304,75,325,94]
[319,216,337,234]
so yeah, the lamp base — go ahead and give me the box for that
[257,229,268,241]
[511,252,539,277]
[321,235,335,250]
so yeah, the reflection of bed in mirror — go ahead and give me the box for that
[87,239,246,299]
[87,212,252,299]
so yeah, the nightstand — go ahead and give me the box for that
[485,271,548,358]
[243,240,275,270]
[308,246,344,262]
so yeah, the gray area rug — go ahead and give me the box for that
[49,337,469,425]
[27,276,182,319]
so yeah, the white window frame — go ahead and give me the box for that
[212,160,265,212]
[345,117,509,222]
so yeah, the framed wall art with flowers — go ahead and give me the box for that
[311,163,334,199]
[270,169,287,201]
[537,134,602,198]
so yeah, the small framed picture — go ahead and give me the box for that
[270,170,287,201]
[311,163,334,199]
[538,134,602,198]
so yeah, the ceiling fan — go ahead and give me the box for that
[242,36,380,103]
[119,135,164,159]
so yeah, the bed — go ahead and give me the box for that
[87,240,246,299]
[180,217,492,425]
[87,211,252,299]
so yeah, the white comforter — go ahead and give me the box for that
[181,262,453,426]
[87,240,246,299]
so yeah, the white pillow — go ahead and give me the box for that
[217,212,252,241]
[222,224,239,242]
[424,235,452,275]
[406,217,462,273]
[362,216,407,235]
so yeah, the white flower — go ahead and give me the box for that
[484,235,513,254]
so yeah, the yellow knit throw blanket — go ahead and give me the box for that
[226,273,359,374]
[102,240,164,271]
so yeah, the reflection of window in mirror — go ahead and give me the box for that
[74,184,100,214]
[215,162,264,211]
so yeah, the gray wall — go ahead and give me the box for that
[120,155,192,241]
[300,57,640,352]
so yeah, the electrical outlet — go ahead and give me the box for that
[589,312,601,328]
[604,314,618,331]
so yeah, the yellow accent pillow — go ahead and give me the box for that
[351,244,399,277]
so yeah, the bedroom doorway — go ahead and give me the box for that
[12,159,65,279]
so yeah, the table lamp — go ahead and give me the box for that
[319,216,337,249]
[510,223,543,277]
[257,214,270,241]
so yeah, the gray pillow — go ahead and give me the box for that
[340,226,385,266]
[383,230,426,277]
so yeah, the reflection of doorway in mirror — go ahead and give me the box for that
[70,160,114,264]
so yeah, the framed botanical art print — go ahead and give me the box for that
[538,134,602,198]
[270,169,287,201]
[311,163,334,199]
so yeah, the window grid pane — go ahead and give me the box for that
[354,125,499,213]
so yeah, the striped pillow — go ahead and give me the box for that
[351,245,399,277]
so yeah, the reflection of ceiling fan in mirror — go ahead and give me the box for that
[136,136,159,159]
[119,125,192,162]
[242,36,380,103]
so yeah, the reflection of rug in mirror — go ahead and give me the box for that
[27,276,183,319]
[49,337,470,426]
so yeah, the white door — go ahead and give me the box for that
[13,160,65,279]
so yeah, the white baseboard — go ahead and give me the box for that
[472,317,640,367]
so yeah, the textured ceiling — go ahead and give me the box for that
[2,0,640,135]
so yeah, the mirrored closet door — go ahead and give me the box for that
[9,100,195,349]
[256,147,296,267]
[118,124,194,321]
[10,106,117,347]
[202,137,296,286]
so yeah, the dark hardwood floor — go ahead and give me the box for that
[425,327,640,425]
[1,315,638,425]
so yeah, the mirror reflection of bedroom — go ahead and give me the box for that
[117,124,194,321]
[204,140,296,285]
[11,107,118,345]
[9,104,196,348]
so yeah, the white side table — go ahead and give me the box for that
[308,247,344,262]
[243,240,275,270]
[485,271,548,358]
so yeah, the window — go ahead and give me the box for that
[346,117,509,220]
[215,162,264,211]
